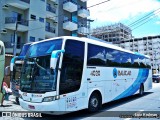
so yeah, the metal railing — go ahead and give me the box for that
[63,0,77,5]
[46,6,56,14]
[63,18,77,24]
[5,17,28,26]
[20,0,30,4]
[78,6,89,11]
[45,26,56,33]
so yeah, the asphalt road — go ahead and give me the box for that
[0,83,160,120]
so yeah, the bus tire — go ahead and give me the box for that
[139,84,144,96]
[16,97,19,105]
[88,92,102,112]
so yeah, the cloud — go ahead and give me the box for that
[156,21,160,24]
[88,0,160,24]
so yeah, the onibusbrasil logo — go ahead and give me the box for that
[113,68,118,78]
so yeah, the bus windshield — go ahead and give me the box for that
[20,39,62,93]
[19,43,32,56]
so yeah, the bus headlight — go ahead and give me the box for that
[43,96,55,102]
[42,96,60,102]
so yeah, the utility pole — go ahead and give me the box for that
[87,19,94,38]
[13,21,18,57]
[154,50,157,74]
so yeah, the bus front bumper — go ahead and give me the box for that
[19,98,62,114]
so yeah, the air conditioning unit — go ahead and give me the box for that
[2,4,9,9]
[1,29,7,34]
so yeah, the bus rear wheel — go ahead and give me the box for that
[88,93,102,112]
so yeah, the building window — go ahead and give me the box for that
[87,44,151,68]
[72,31,77,37]
[39,38,43,41]
[17,36,21,49]
[31,14,36,20]
[30,36,35,42]
[39,17,44,23]
[46,22,50,27]
[11,34,14,44]
[12,11,22,22]
[72,12,78,23]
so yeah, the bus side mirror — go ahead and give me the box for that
[10,56,25,71]
[50,50,65,69]
[5,66,10,76]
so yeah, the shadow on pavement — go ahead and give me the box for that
[17,92,153,120]
[22,92,153,120]
[1,105,12,107]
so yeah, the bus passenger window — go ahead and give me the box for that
[59,40,84,95]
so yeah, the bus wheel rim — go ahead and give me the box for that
[91,98,98,108]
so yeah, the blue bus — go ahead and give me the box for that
[10,43,32,103]
[18,36,152,114]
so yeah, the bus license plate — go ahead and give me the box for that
[28,105,35,109]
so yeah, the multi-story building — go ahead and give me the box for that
[92,23,132,43]
[114,35,160,71]
[59,0,89,37]
[0,0,89,54]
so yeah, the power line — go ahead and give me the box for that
[128,7,160,28]
[131,10,160,31]
[88,0,111,8]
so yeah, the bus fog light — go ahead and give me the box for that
[43,96,55,102]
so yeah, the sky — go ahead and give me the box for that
[87,0,160,38]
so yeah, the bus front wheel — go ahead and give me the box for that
[88,92,102,112]
[16,97,19,105]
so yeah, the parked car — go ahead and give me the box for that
[152,74,160,83]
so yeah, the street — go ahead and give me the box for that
[1,83,160,120]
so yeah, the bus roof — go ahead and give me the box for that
[30,36,150,58]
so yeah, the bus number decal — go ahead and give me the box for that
[90,70,100,76]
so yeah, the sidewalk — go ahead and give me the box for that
[0,95,26,111]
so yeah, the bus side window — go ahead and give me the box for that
[59,40,84,95]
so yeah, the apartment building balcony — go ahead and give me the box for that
[134,46,138,49]
[125,46,130,50]
[45,26,56,38]
[147,40,152,44]
[78,7,90,18]
[120,44,124,47]
[5,17,28,32]
[78,26,88,35]
[130,45,133,47]
[46,5,56,20]
[63,19,77,31]
[50,0,57,2]
[143,46,147,49]
[63,0,77,12]
[6,0,30,10]
[124,42,130,47]
[148,44,152,48]
[143,41,147,44]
